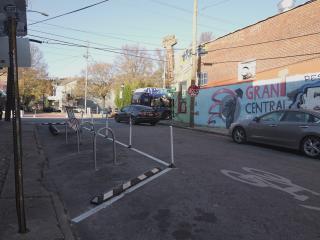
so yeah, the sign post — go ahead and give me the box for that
[2,0,28,233]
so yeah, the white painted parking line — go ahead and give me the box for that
[92,129,169,167]
[300,205,320,212]
[130,147,170,167]
[71,168,172,223]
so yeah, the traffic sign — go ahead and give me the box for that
[0,0,27,37]
[188,84,200,97]
[0,37,31,67]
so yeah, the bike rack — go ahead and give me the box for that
[95,127,117,169]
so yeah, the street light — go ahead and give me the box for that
[27,10,49,17]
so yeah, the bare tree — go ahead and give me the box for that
[199,32,214,44]
[88,62,115,109]
[18,44,50,109]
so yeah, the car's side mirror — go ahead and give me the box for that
[253,117,260,122]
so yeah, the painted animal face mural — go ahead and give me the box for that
[208,88,243,129]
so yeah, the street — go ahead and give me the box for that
[32,118,320,240]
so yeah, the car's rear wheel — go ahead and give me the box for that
[232,127,247,144]
[301,136,320,158]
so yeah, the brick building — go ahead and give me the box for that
[173,0,320,128]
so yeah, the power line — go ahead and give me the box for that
[206,30,320,52]
[201,0,232,11]
[28,29,185,52]
[203,52,320,65]
[29,19,167,40]
[28,24,172,49]
[150,0,238,26]
[28,34,167,63]
[28,0,110,26]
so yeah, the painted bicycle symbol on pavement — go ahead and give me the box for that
[221,167,320,211]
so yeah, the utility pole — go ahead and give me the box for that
[7,15,27,233]
[84,44,89,114]
[84,43,89,115]
[189,0,198,128]
[5,66,13,121]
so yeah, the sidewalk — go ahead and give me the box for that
[0,121,75,240]
[158,120,229,136]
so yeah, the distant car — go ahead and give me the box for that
[115,105,160,125]
[229,109,320,158]
[43,107,61,113]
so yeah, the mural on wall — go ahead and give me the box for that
[288,80,320,111]
[208,88,243,129]
[196,72,320,129]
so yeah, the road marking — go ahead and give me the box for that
[221,167,320,211]
[300,205,320,211]
[71,167,172,223]
[93,130,169,167]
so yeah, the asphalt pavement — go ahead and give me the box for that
[1,117,320,240]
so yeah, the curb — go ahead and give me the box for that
[158,121,228,137]
[34,126,78,240]
[91,167,162,205]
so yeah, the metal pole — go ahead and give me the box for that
[8,16,27,233]
[189,0,198,128]
[65,123,68,144]
[91,112,94,124]
[5,66,13,121]
[84,43,89,115]
[93,132,97,171]
[169,126,175,168]
[128,115,132,148]
[105,114,109,137]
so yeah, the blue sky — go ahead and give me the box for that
[26,0,307,78]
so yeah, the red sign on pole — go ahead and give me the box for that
[187,84,200,97]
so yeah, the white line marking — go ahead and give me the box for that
[103,191,114,200]
[138,174,147,180]
[300,205,320,212]
[88,127,169,167]
[71,168,172,223]
[123,182,131,190]
[130,147,169,167]
[151,168,159,174]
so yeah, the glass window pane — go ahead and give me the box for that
[281,112,308,123]
[261,111,283,122]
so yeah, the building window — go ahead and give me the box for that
[198,72,208,86]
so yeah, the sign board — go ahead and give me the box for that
[0,0,27,37]
[0,37,31,67]
[187,84,200,97]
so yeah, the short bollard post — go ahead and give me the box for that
[128,115,132,148]
[105,115,109,137]
[76,129,80,153]
[81,111,84,124]
[65,123,68,144]
[93,132,97,171]
[169,126,175,168]
[33,109,36,118]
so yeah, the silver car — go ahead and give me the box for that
[229,109,320,158]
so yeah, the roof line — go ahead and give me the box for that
[202,0,318,46]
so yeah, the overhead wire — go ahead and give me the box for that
[28,0,110,26]
[206,30,320,52]
[28,34,167,63]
